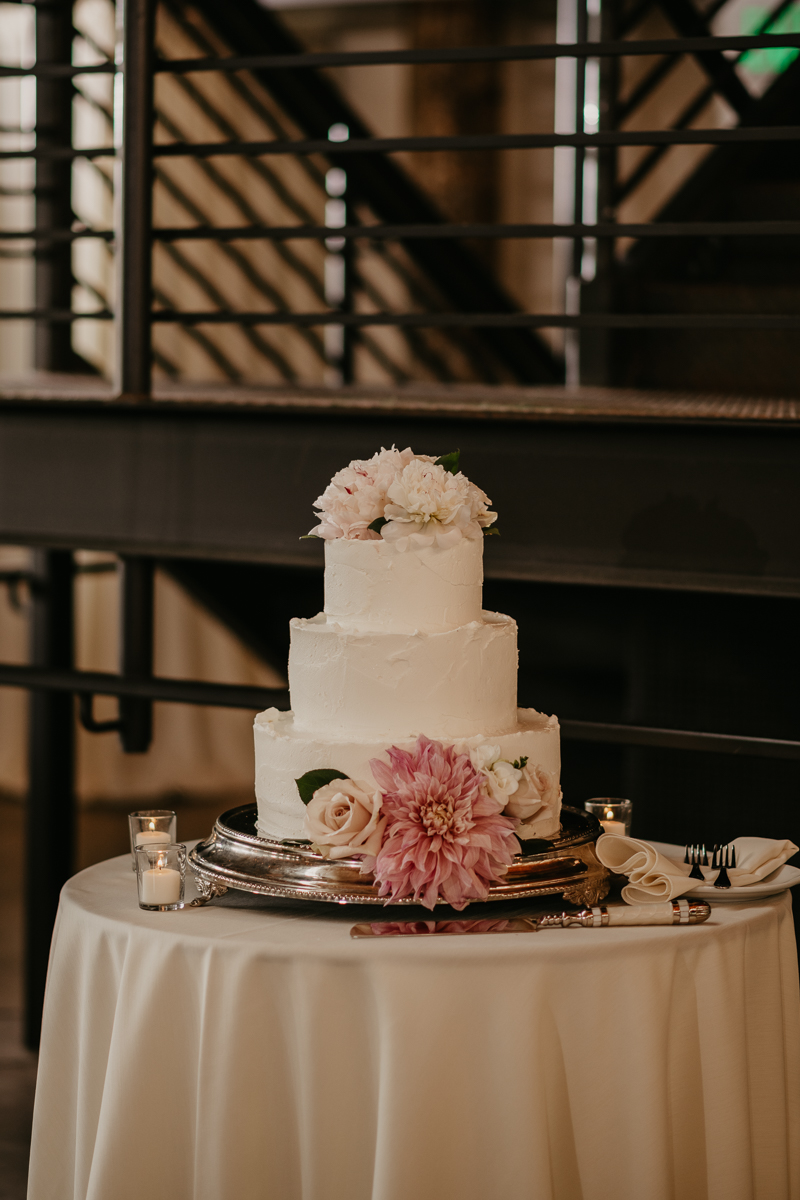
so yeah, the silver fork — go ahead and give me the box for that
[684,844,707,881]
[713,843,735,889]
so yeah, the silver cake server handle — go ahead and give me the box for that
[350,899,711,937]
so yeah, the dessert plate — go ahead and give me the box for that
[189,804,611,908]
[650,842,800,903]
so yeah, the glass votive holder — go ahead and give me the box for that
[135,843,186,911]
[585,798,633,837]
[128,810,177,870]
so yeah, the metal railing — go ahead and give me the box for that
[3,1,800,383]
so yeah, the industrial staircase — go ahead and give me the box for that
[609,0,800,393]
[154,0,800,684]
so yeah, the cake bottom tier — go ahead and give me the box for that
[254,706,561,841]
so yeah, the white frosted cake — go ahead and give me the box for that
[255,449,562,868]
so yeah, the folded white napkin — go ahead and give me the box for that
[595,835,799,905]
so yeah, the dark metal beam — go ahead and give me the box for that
[0,662,287,709]
[119,556,153,752]
[25,550,74,1050]
[0,396,796,596]
[561,719,800,759]
[116,0,155,400]
[34,0,81,372]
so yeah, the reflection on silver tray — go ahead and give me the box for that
[188,804,611,907]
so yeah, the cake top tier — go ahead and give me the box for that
[309,446,497,550]
[324,536,483,632]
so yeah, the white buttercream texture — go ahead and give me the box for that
[289,610,518,740]
[323,537,483,632]
[255,707,562,841]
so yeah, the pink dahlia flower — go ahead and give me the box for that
[367,735,518,910]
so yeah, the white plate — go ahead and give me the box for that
[650,842,800,902]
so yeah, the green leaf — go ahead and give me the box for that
[511,756,528,770]
[434,449,460,475]
[368,516,387,533]
[299,533,321,540]
[295,768,349,805]
[484,527,500,537]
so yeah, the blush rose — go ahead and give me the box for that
[302,778,387,859]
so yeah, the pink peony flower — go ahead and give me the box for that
[367,735,518,910]
[308,446,421,540]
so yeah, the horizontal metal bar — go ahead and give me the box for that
[152,126,800,160]
[7,220,799,251]
[0,664,793,758]
[151,219,800,243]
[150,33,800,73]
[0,309,113,321]
[4,126,800,164]
[148,311,800,330]
[1,34,799,79]
[0,663,288,710]
[3,309,799,330]
[561,719,800,760]
[0,147,114,162]
[0,229,115,243]
[0,62,115,79]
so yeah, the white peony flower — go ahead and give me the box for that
[463,741,522,809]
[381,461,497,550]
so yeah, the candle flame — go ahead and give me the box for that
[148,820,155,831]
[605,809,614,821]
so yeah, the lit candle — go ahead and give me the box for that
[600,809,628,837]
[135,821,171,849]
[140,865,182,906]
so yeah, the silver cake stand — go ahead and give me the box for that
[189,804,611,907]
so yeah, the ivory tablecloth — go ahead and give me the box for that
[28,852,800,1200]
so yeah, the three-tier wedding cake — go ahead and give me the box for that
[254,447,563,908]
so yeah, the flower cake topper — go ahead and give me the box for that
[307,446,497,550]
[295,735,562,910]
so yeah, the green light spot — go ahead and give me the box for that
[740,4,800,75]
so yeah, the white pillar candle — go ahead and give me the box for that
[140,867,181,906]
[600,819,628,836]
[135,830,171,849]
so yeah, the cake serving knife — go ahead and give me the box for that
[350,899,711,937]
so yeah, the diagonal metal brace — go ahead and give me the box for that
[654,0,755,119]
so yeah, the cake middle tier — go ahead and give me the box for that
[289,610,518,740]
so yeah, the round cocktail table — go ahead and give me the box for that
[28,849,800,1200]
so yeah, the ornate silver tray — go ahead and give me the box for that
[189,804,611,907]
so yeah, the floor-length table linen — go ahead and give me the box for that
[28,852,800,1200]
